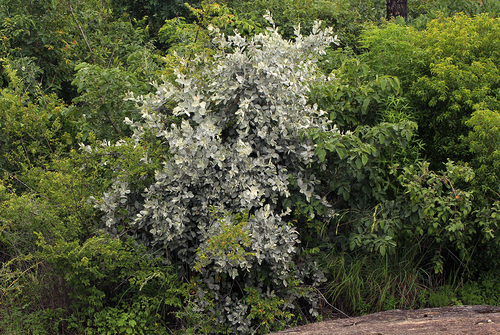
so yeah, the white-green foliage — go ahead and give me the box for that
[96,15,339,333]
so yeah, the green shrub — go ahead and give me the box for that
[304,56,422,260]
[0,115,175,334]
[159,1,259,62]
[222,0,371,48]
[0,60,71,172]
[69,62,148,141]
[0,0,79,95]
[465,108,500,198]
[408,0,500,26]
[0,0,158,101]
[109,0,202,37]
[36,233,183,334]
[461,269,500,306]
[362,13,500,167]
[370,161,498,273]
[355,12,500,285]
[427,285,462,307]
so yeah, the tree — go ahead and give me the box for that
[361,14,500,167]
[386,0,408,21]
[109,0,202,38]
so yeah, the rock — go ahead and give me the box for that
[271,305,500,335]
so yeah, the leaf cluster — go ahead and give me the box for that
[362,13,500,168]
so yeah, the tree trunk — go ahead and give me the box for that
[386,0,408,21]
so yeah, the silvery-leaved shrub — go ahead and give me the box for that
[95,14,339,334]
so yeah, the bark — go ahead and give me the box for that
[386,0,408,21]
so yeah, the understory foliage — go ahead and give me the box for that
[361,13,500,171]
[96,15,338,333]
[305,54,499,275]
[221,0,385,50]
[4,1,500,334]
[356,16,500,269]
[159,1,259,59]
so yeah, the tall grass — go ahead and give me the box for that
[319,246,432,316]
[0,257,69,334]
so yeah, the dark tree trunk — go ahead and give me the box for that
[386,0,408,21]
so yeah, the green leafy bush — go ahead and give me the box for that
[465,108,500,197]
[460,269,500,306]
[363,161,498,273]
[0,61,71,172]
[159,1,259,63]
[0,85,174,332]
[223,0,383,49]
[35,234,183,334]
[69,62,149,141]
[0,160,92,334]
[312,58,403,129]
[0,257,68,335]
[0,0,157,101]
[303,56,421,256]
[408,0,500,26]
[0,0,79,95]
[427,285,462,307]
[362,13,500,166]
[109,0,202,37]
[306,51,499,275]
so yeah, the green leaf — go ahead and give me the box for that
[379,244,386,256]
[325,143,335,152]
[317,149,327,162]
[380,77,387,91]
[362,97,370,112]
[418,207,425,219]
[342,188,350,201]
[355,157,362,169]
[378,133,385,144]
[361,154,368,166]
[336,147,345,159]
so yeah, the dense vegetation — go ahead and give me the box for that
[2,0,500,334]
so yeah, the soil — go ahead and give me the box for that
[270,305,500,335]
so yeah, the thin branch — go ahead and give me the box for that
[304,285,351,319]
[0,168,59,204]
[19,57,55,156]
[103,105,123,136]
[106,48,116,68]
[67,0,93,54]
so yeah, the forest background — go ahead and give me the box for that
[2,0,500,334]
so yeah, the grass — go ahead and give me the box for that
[319,245,432,316]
